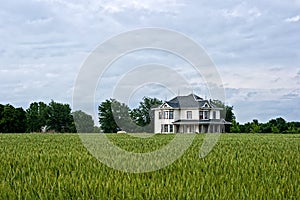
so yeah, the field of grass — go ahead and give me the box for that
[0,133,300,199]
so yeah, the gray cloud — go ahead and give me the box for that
[0,0,299,123]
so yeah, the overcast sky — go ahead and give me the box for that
[0,0,299,123]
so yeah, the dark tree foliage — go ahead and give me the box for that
[14,108,27,133]
[0,104,26,133]
[72,110,94,133]
[111,100,136,132]
[98,99,119,133]
[286,122,300,133]
[0,104,15,133]
[131,97,162,133]
[237,117,298,134]
[230,120,240,133]
[98,98,161,133]
[26,102,48,132]
[250,119,260,133]
[47,100,76,133]
[1,101,77,133]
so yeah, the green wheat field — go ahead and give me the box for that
[1,133,299,199]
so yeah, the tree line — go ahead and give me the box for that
[0,97,162,133]
[0,101,95,133]
[1,97,299,133]
[230,118,300,134]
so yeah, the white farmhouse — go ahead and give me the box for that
[153,94,229,133]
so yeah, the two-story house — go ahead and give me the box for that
[153,94,229,133]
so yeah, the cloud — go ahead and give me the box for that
[222,3,261,19]
[1,0,300,124]
[35,0,185,15]
[234,98,300,123]
[101,0,185,14]
[225,87,300,123]
[26,17,53,25]
[285,15,300,22]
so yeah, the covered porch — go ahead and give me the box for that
[173,120,226,133]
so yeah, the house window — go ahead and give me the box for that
[159,112,162,119]
[169,111,174,119]
[187,111,192,119]
[169,125,173,133]
[199,111,203,120]
[212,111,216,119]
[164,111,169,119]
[204,111,209,119]
[164,124,168,132]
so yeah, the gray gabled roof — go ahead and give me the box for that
[164,94,220,109]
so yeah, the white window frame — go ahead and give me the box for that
[169,110,174,119]
[164,111,169,119]
[187,111,192,119]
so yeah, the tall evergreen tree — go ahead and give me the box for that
[98,99,119,133]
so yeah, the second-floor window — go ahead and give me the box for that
[187,111,192,119]
[169,111,174,119]
[199,111,203,119]
[200,110,210,119]
[159,110,174,119]
[212,111,216,119]
[204,111,209,119]
[164,111,169,119]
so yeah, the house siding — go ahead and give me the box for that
[153,94,227,133]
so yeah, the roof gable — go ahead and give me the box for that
[159,102,173,109]
[202,102,210,108]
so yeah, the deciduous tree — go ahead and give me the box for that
[72,110,94,133]
[26,102,48,132]
[130,97,162,132]
[47,100,76,133]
